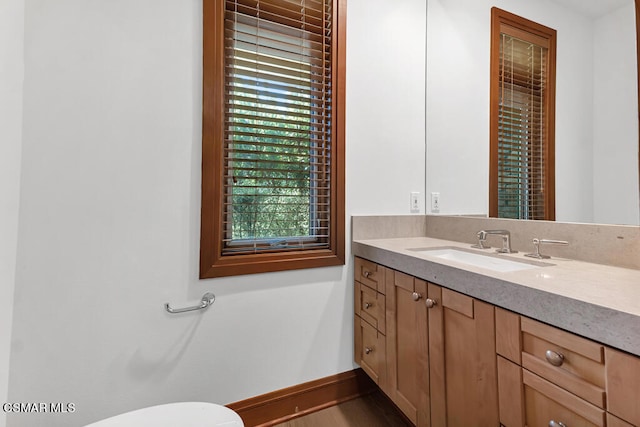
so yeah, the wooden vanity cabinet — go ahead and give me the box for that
[355,257,499,427]
[355,257,640,427]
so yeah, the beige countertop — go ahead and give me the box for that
[352,236,640,356]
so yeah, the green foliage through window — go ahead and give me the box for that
[222,3,332,253]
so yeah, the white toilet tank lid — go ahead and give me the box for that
[85,402,244,427]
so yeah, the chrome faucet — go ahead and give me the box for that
[475,230,517,254]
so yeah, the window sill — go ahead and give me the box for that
[200,249,345,278]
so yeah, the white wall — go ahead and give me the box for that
[347,0,427,215]
[6,0,425,426]
[0,0,24,426]
[426,0,597,222]
[593,2,640,225]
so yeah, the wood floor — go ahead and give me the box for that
[273,391,412,427]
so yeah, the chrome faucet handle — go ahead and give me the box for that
[471,231,491,249]
[525,238,569,259]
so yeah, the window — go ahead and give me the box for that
[490,8,556,220]
[200,0,346,278]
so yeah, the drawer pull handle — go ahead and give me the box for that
[549,421,566,427]
[425,298,437,308]
[545,350,565,367]
[363,270,371,278]
[365,347,373,355]
[364,302,372,309]
[412,292,422,301]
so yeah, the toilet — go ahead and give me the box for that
[85,402,244,427]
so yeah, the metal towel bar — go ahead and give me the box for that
[165,292,215,314]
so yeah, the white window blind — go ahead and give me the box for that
[223,0,333,255]
[498,29,548,220]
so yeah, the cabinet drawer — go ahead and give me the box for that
[523,369,605,427]
[354,281,385,335]
[521,317,606,408]
[355,257,384,293]
[354,316,386,386]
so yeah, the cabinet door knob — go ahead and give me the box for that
[363,270,371,278]
[364,347,373,355]
[425,298,437,308]
[364,302,372,309]
[545,350,565,367]
[411,292,422,301]
[549,421,566,427]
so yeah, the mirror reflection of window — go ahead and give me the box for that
[490,8,557,220]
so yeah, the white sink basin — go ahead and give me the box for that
[410,247,543,272]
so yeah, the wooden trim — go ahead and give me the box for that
[636,0,640,199]
[334,0,347,270]
[226,369,377,427]
[200,0,225,278]
[489,8,500,218]
[546,24,557,222]
[200,0,346,278]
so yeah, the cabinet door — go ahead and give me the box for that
[428,285,499,427]
[385,270,430,427]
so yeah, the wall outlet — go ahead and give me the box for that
[410,192,420,213]
[431,192,440,212]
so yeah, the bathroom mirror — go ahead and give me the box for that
[426,0,640,225]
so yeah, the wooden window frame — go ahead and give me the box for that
[200,0,346,278]
[636,0,640,199]
[489,7,557,221]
